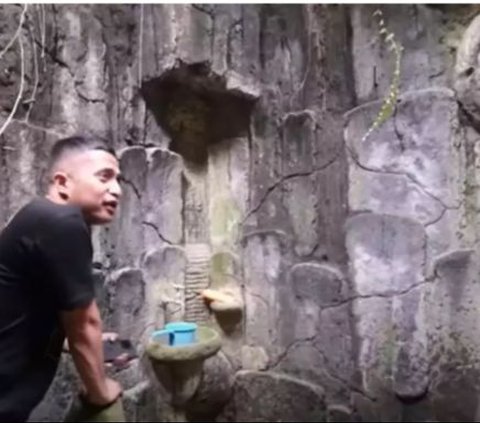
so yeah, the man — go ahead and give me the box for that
[0,135,124,421]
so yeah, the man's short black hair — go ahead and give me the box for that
[48,135,116,172]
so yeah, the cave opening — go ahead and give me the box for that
[141,61,258,166]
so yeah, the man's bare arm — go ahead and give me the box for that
[61,300,122,406]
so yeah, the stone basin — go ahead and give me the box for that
[145,326,222,408]
[146,325,221,363]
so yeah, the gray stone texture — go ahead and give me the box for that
[391,285,429,400]
[144,148,183,246]
[185,352,235,421]
[104,268,146,342]
[242,230,291,352]
[346,213,427,296]
[455,14,480,127]
[2,3,480,422]
[345,89,463,211]
[428,249,480,422]
[351,5,453,103]
[142,246,187,332]
[223,371,326,422]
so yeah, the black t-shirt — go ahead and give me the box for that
[0,197,95,419]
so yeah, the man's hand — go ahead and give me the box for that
[82,377,122,407]
[63,329,133,370]
[64,332,119,353]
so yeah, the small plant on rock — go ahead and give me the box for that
[361,9,404,143]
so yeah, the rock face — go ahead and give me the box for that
[1,3,480,422]
[222,371,327,422]
[455,13,480,127]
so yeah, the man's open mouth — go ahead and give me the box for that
[103,201,118,213]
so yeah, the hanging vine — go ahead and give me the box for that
[0,4,51,138]
[0,4,28,139]
[360,9,404,143]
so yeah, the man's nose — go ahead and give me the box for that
[109,179,122,198]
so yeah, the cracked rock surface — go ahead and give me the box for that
[1,3,480,422]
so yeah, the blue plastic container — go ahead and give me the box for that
[152,321,198,346]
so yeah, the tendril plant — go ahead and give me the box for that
[360,9,404,144]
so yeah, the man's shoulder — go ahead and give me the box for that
[27,197,82,219]
[5,198,86,234]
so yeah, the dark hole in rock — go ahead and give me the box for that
[464,67,475,77]
[141,61,258,165]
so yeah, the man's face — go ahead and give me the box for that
[62,150,122,224]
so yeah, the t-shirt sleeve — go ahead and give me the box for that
[37,213,95,311]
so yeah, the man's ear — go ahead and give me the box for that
[52,171,70,200]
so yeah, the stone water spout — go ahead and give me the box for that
[137,60,258,421]
[202,288,244,333]
[142,244,243,421]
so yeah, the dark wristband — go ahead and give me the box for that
[79,391,121,411]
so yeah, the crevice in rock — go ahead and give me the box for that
[312,347,376,403]
[429,69,445,80]
[319,279,432,313]
[243,150,341,223]
[268,336,316,370]
[303,242,320,258]
[424,205,448,228]
[268,335,375,402]
[246,290,269,310]
[33,38,75,79]
[74,86,105,104]
[121,177,142,200]
[142,221,174,245]
[392,103,406,152]
[226,19,242,69]
[346,143,461,211]
[455,97,480,136]
[192,4,216,20]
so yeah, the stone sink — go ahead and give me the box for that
[145,326,222,407]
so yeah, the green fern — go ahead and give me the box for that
[361,9,404,143]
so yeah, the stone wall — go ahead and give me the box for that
[345,5,480,422]
[1,4,480,422]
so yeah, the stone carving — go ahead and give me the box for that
[184,243,211,323]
